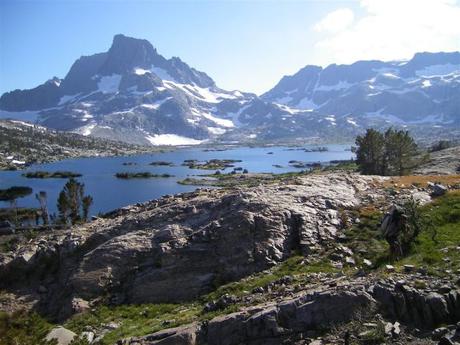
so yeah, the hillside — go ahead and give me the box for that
[0,119,152,170]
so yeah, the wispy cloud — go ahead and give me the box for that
[314,0,460,63]
[314,8,354,33]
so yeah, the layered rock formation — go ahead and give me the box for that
[0,173,375,319]
[119,277,460,345]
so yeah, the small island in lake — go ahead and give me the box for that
[149,161,175,166]
[115,172,175,179]
[182,159,242,170]
[22,171,82,179]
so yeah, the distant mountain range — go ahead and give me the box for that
[262,52,460,125]
[1,34,459,145]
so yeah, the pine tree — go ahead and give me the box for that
[355,128,419,176]
[57,178,93,225]
[355,129,385,175]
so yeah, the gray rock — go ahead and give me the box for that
[0,173,371,319]
[122,285,375,345]
[120,323,199,345]
[431,184,448,197]
[438,336,455,345]
[45,326,77,345]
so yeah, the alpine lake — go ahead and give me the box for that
[0,145,354,217]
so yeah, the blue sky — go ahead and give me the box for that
[1,0,460,95]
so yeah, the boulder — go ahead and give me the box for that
[430,183,448,197]
[119,323,199,345]
[45,326,76,345]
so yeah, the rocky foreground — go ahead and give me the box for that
[0,172,459,344]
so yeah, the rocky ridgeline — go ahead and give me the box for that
[0,173,377,319]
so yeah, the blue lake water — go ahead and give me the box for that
[0,145,353,216]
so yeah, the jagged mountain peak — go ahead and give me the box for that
[100,34,164,75]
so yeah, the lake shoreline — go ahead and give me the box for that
[0,144,354,217]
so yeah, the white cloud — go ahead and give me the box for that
[314,8,354,33]
[314,0,460,64]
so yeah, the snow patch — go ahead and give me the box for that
[140,97,172,110]
[163,80,238,103]
[346,118,358,126]
[12,160,26,165]
[134,68,150,75]
[74,123,96,136]
[381,73,400,79]
[201,112,234,128]
[422,80,432,88]
[145,134,204,146]
[275,104,302,114]
[9,120,36,127]
[207,127,227,135]
[324,115,336,125]
[97,74,122,94]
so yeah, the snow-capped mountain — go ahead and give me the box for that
[0,35,271,145]
[262,52,460,126]
[1,36,459,145]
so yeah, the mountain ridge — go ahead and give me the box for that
[1,35,459,145]
[262,51,460,125]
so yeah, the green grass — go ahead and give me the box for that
[60,256,337,344]
[395,191,460,275]
[0,311,55,345]
[64,303,200,345]
[342,191,460,275]
[204,255,337,302]
[342,207,389,269]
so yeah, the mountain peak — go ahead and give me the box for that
[99,34,165,75]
